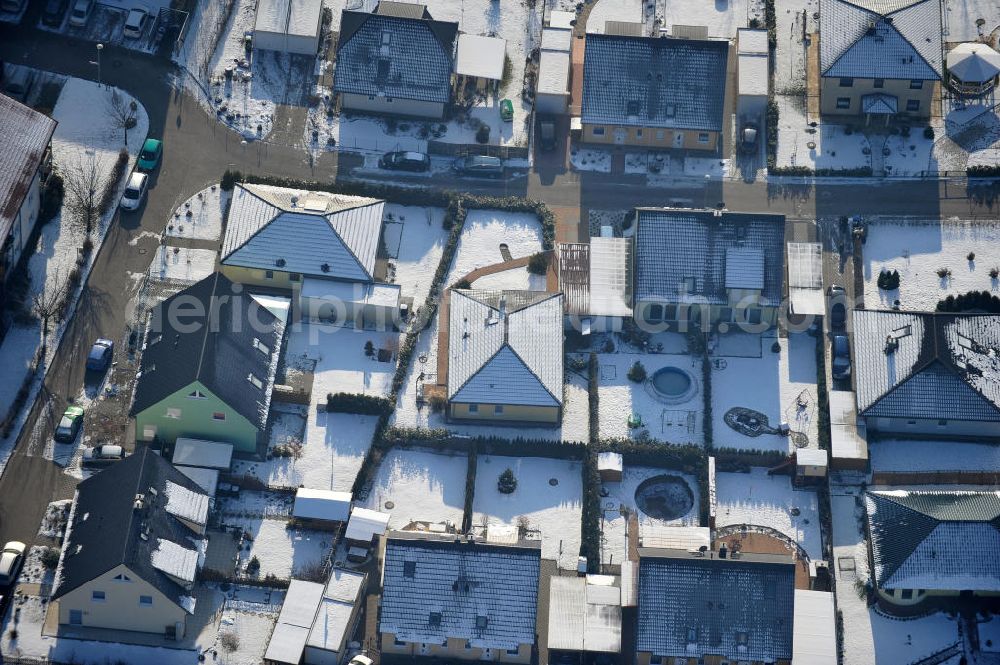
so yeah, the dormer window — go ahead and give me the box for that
[253,338,271,355]
[428,611,441,626]
[247,373,263,389]
[476,615,489,630]
[187,390,207,399]
[403,561,416,578]
[686,627,698,643]
[381,31,392,46]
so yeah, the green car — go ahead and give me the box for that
[500,98,513,122]
[54,405,84,443]
[137,138,162,172]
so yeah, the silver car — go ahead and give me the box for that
[0,541,26,588]
[120,172,148,211]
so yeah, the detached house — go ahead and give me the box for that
[446,289,565,424]
[632,208,786,330]
[852,310,1000,437]
[131,273,289,453]
[819,0,942,119]
[865,490,1000,606]
[334,4,458,119]
[581,33,729,150]
[51,448,209,638]
[379,532,541,663]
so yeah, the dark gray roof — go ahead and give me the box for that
[633,209,786,305]
[853,311,1000,421]
[819,0,942,80]
[637,550,795,661]
[334,10,457,104]
[130,273,287,430]
[0,94,56,252]
[380,534,540,650]
[53,447,208,610]
[865,491,1000,591]
[581,34,729,131]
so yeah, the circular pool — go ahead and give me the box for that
[635,475,694,521]
[649,366,697,403]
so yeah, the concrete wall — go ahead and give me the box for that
[581,123,719,151]
[820,77,937,118]
[341,92,446,119]
[449,402,561,424]
[254,29,320,56]
[57,564,187,635]
[133,380,260,453]
[381,633,532,663]
[866,416,1000,438]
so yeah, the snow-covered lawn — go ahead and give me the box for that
[600,466,699,565]
[831,488,876,665]
[775,94,871,171]
[596,352,703,445]
[773,0,816,95]
[20,546,58,586]
[943,0,1000,43]
[586,0,641,32]
[150,245,218,284]
[871,611,961,664]
[209,609,278,665]
[231,517,334,579]
[661,0,753,38]
[287,324,400,400]
[869,439,1000,473]
[166,185,227,242]
[570,147,611,173]
[360,448,467,530]
[472,455,582,569]
[981,615,1000,653]
[37,499,72,539]
[716,468,822,560]
[862,219,1000,311]
[711,332,819,454]
[381,204,448,305]
[445,210,544,285]
[472,265,547,290]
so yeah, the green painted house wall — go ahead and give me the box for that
[132,380,259,453]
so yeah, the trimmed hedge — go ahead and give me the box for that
[937,290,1000,313]
[815,329,832,451]
[580,451,601,572]
[701,351,713,452]
[968,164,1000,177]
[713,447,788,473]
[769,165,874,177]
[588,353,599,444]
[326,392,393,416]
[765,99,779,169]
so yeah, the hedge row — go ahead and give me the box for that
[701,351,713,452]
[968,164,1000,177]
[769,165,874,177]
[937,290,1000,313]
[713,447,788,473]
[580,450,602,572]
[587,353,599,445]
[326,392,394,416]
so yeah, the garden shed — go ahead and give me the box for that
[254,0,323,55]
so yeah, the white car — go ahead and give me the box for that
[120,172,148,210]
[123,8,146,38]
[349,655,374,665]
[68,0,93,26]
[0,542,26,588]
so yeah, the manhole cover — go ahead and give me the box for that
[549,478,559,486]
[384,501,394,510]
[791,507,801,516]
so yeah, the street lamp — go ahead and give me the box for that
[96,43,103,88]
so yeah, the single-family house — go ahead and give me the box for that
[333,5,458,118]
[636,547,796,665]
[580,33,729,150]
[253,0,323,55]
[865,490,1000,606]
[379,532,541,663]
[852,310,1000,437]
[446,289,565,424]
[819,0,942,119]
[558,236,633,334]
[632,208,786,330]
[0,94,56,310]
[50,447,209,638]
[131,273,289,453]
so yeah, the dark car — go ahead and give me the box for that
[827,285,847,331]
[832,334,852,381]
[538,119,556,152]
[86,338,113,371]
[41,0,68,26]
[452,155,503,178]
[378,151,430,172]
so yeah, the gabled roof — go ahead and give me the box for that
[634,209,786,305]
[865,491,1000,591]
[334,10,458,104]
[853,310,1000,421]
[0,94,56,250]
[582,34,729,131]
[636,549,795,662]
[130,273,288,430]
[819,0,942,80]
[223,184,384,282]
[53,448,208,612]
[380,533,541,650]
[447,289,564,407]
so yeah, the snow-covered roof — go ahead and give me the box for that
[345,507,391,542]
[447,290,564,408]
[254,0,322,39]
[853,311,1000,422]
[538,49,571,96]
[150,538,199,584]
[737,27,768,54]
[819,0,942,80]
[455,34,506,80]
[792,590,837,665]
[0,94,56,256]
[172,438,234,470]
[301,277,400,308]
[175,466,219,496]
[796,448,828,467]
[947,43,1000,83]
[597,451,623,473]
[223,184,384,282]
[865,490,1000,592]
[266,579,327,664]
[548,575,623,653]
[638,525,711,551]
[306,569,366,654]
[541,27,572,52]
[164,480,209,526]
[737,29,769,98]
[787,242,824,316]
[547,9,575,30]
[724,248,765,290]
[293,488,352,522]
[380,533,541,650]
[829,390,868,461]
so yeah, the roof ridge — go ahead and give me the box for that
[193,272,222,383]
[324,201,383,281]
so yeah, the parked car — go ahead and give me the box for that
[0,542,25,589]
[68,0,94,27]
[122,8,146,38]
[739,122,758,154]
[2,65,35,102]
[137,138,162,171]
[54,405,84,443]
[378,151,430,172]
[832,334,852,381]
[452,155,503,178]
[120,172,148,210]
[349,655,374,665]
[86,338,114,371]
[538,119,556,152]
[0,0,25,13]
[82,444,126,466]
[827,285,847,331]
[41,0,69,26]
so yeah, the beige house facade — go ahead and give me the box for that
[820,76,937,118]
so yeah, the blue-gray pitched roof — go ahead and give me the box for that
[865,491,1000,591]
[819,0,942,80]
[380,534,540,650]
[334,10,458,104]
[853,311,1000,421]
[633,209,786,306]
[637,550,795,662]
[581,34,729,131]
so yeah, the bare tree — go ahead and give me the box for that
[32,270,68,353]
[63,154,106,237]
[105,89,138,145]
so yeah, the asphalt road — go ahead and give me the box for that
[0,18,998,551]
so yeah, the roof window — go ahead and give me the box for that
[403,561,416,578]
